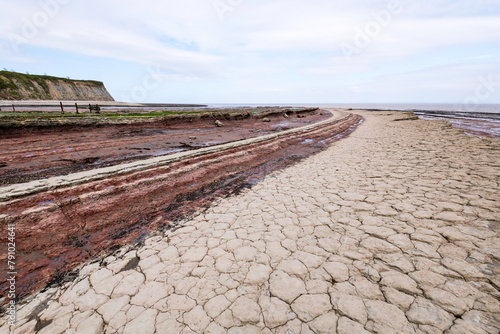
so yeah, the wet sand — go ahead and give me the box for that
[416,113,500,138]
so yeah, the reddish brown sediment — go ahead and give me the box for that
[0,109,328,185]
[417,114,500,138]
[0,113,362,302]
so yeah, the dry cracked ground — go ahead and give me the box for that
[3,110,500,334]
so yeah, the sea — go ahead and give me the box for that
[205,103,500,114]
[203,103,500,138]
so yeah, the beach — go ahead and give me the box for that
[1,109,499,333]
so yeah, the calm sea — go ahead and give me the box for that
[206,103,500,137]
[206,103,500,114]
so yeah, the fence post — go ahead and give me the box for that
[12,104,15,112]
[60,102,64,114]
[75,103,79,114]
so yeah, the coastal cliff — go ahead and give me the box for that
[0,71,114,101]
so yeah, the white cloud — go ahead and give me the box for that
[1,0,499,103]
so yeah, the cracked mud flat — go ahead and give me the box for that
[2,110,500,334]
[0,111,361,303]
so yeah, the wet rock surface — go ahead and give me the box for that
[1,110,500,333]
[0,108,328,186]
[0,112,361,302]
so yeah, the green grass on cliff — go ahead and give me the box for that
[0,71,106,100]
[0,71,104,86]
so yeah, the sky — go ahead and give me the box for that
[1,0,500,104]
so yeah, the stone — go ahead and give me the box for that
[381,287,414,311]
[276,259,309,278]
[266,242,291,264]
[227,325,262,334]
[75,290,109,312]
[97,296,130,323]
[138,255,160,271]
[155,317,185,333]
[306,280,330,294]
[441,258,485,279]
[181,247,208,263]
[245,264,272,284]
[331,293,367,325]
[215,254,237,273]
[360,237,400,254]
[183,305,211,333]
[380,270,421,295]
[263,118,271,122]
[234,246,258,262]
[426,288,469,316]
[352,277,384,300]
[126,305,145,322]
[37,313,72,334]
[433,211,465,222]
[408,270,446,289]
[259,296,291,328]
[112,270,145,298]
[294,251,324,268]
[460,310,498,334]
[231,296,261,325]
[446,319,489,334]
[269,270,306,303]
[376,253,415,273]
[337,316,371,334]
[406,297,455,331]
[204,295,231,319]
[360,225,396,239]
[214,309,237,328]
[91,272,122,296]
[323,262,349,282]
[14,319,37,334]
[165,294,197,312]
[365,300,414,334]
[123,309,157,334]
[474,295,500,314]
[215,120,223,127]
[205,322,226,334]
[291,294,332,322]
[60,279,91,305]
[75,313,103,334]
[109,311,127,330]
[130,281,169,307]
[308,312,339,334]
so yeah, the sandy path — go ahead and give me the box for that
[2,110,499,333]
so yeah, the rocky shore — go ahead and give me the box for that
[1,110,499,333]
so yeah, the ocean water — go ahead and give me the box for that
[205,103,500,137]
[206,103,500,114]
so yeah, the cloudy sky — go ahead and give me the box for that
[1,0,499,104]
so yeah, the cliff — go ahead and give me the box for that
[0,71,114,101]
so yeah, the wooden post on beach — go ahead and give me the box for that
[75,103,79,114]
[60,102,64,114]
[12,104,15,112]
